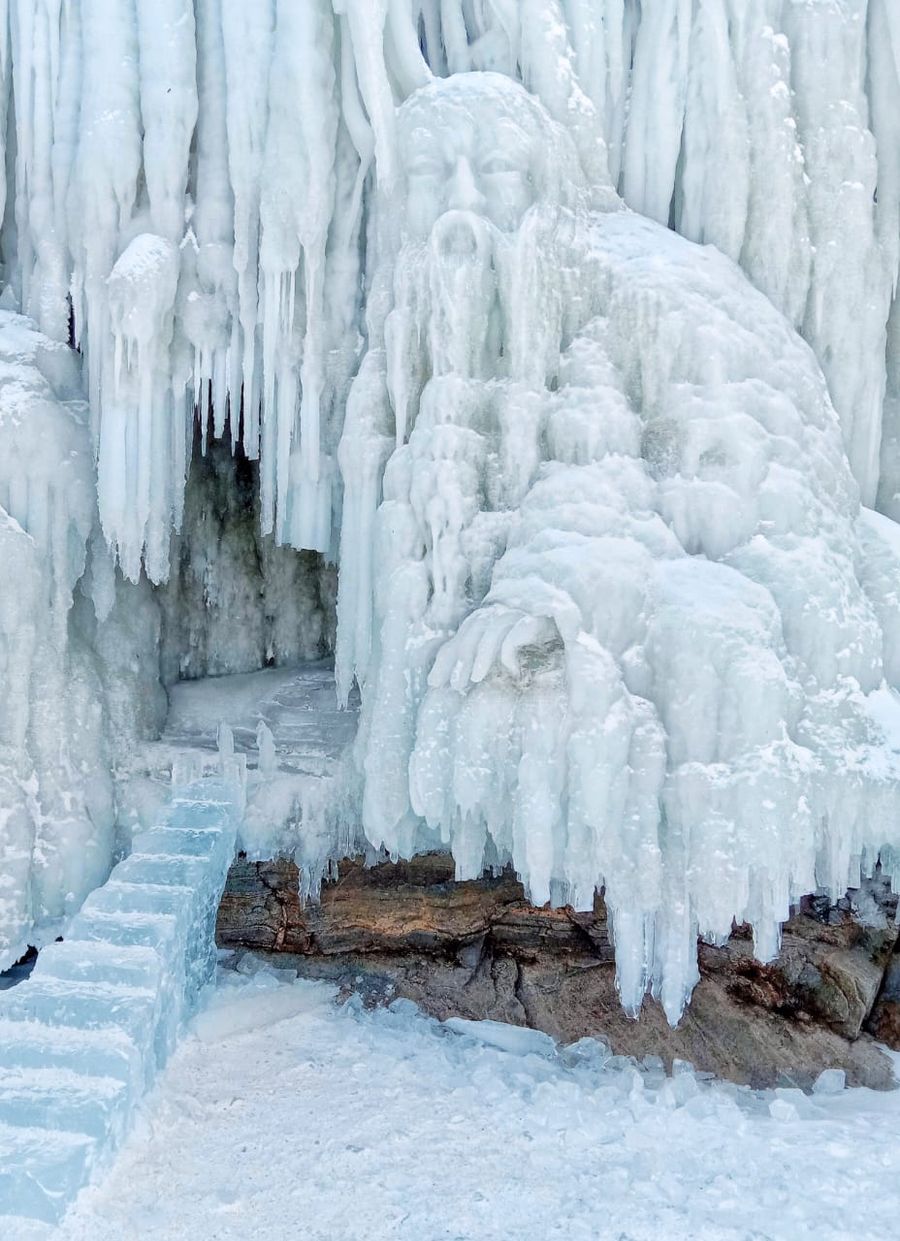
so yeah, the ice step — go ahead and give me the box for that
[31,941,165,991]
[82,880,195,924]
[0,1019,141,1089]
[132,825,228,858]
[0,977,162,1051]
[114,852,213,888]
[169,800,233,823]
[0,1066,128,1141]
[64,908,180,954]
[0,1124,98,1225]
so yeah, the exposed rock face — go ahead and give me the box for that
[216,853,900,1090]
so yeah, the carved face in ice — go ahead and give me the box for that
[389,74,581,385]
[398,73,562,242]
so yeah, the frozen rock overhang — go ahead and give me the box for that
[3,3,900,1024]
[337,68,900,1023]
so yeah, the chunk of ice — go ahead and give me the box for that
[812,1069,846,1096]
[443,1018,557,1059]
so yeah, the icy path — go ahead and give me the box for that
[56,967,900,1241]
[161,662,358,775]
[126,662,363,893]
[0,783,237,1236]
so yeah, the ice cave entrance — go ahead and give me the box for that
[140,417,360,903]
[159,419,337,686]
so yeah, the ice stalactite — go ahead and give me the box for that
[3,2,900,1020]
[0,1,896,578]
[336,72,900,1022]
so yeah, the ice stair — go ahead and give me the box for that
[0,780,239,1233]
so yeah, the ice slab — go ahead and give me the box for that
[0,779,238,1226]
[32,941,166,991]
[0,1067,128,1141]
[0,1020,142,1089]
[0,1125,98,1225]
[443,1018,557,1059]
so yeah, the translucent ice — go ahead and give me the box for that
[0,780,238,1226]
[2,3,900,1028]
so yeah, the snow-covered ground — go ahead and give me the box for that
[56,964,900,1241]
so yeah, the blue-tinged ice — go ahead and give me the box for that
[0,780,238,1226]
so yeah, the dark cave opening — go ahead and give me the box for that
[157,419,337,685]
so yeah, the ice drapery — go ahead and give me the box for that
[0,312,114,971]
[337,71,900,1023]
[3,2,900,1019]
[0,1,898,576]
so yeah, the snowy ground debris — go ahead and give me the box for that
[56,963,900,1241]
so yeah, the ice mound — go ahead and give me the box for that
[0,312,118,973]
[0,779,237,1229]
[337,73,900,1022]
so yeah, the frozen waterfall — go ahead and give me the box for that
[3,1,900,1022]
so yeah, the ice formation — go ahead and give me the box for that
[338,70,900,1021]
[2,2,900,1022]
[0,312,115,973]
[0,776,239,1230]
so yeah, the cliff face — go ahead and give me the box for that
[217,855,900,1090]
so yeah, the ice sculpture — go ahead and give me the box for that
[1,2,900,1026]
[337,72,900,1022]
[0,778,237,1231]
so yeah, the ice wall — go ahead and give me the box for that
[0,311,114,971]
[2,2,900,1020]
[0,1,897,578]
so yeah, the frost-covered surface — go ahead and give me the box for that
[52,966,900,1241]
[0,311,114,972]
[3,3,900,1021]
[124,665,363,903]
[338,72,900,1021]
[0,779,238,1232]
[2,0,899,573]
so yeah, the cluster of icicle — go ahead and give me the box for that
[0,0,897,581]
[335,67,900,1022]
[3,0,900,1020]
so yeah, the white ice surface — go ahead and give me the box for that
[54,967,900,1241]
[124,664,363,903]
[5,2,900,1026]
[0,310,116,971]
[1,1,898,573]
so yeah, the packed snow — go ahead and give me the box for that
[48,964,900,1241]
[3,1,900,1026]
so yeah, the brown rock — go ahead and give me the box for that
[866,954,900,1047]
[216,852,899,1090]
